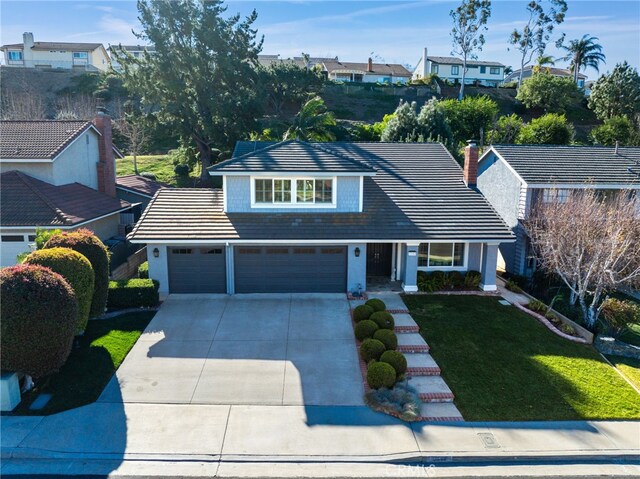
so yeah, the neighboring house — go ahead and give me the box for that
[1,32,109,71]
[128,140,513,295]
[116,175,167,219]
[324,58,412,84]
[504,66,587,88]
[109,44,156,71]
[0,115,133,267]
[413,48,505,87]
[477,144,640,277]
[257,54,336,72]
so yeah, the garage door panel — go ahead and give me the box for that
[234,246,346,293]
[168,247,226,293]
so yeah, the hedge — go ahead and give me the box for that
[360,338,386,362]
[367,362,396,389]
[107,279,159,309]
[370,311,394,330]
[380,350,407,376]
[23,247,95,334]
[365,298,386,312]
[373,329,398,350]
[45,229,110,318]
[138,261,149,279]
[353,304,374,322]
[0,264,77,378]
[355,319,379,341]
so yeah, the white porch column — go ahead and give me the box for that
[402,242,420,293]
[480,242,499,291]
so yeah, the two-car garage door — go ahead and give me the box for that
[167,245,347,294]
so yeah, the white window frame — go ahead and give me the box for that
[431,64,439,74]
[490,67,500,75]
[542,189,570,204]
[250,176,337,208]
[417,242,468,271]
[451,65,460,75]
[73,51,89,59]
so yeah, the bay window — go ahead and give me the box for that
[254,177,334,206]
[418,242,466,268]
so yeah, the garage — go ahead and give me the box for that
[168,247,227,293]
[234,245,347,293]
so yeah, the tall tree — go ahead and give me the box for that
[588,62,640,121]
[533,54,555,73]
[450,0,492,100]
[561,34,606,83]
[116,0,263,183]
[508,0,568,88]
[283,96,336,141]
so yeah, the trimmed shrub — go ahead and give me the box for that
[370,311,395,330]
[601,298,640,337]
[365,298,386,312]
[353,304,374,322]
[45,229,110,318]
[380,350,408,376]
[23,247,95,334]
[448,271,465,288]
[138,261,149,279]
[360,338,386,362]
[464,270,481,289]
[0,264,77,378]
[107,279,159,309]
[367,362,397,389]
[355,319,379,341]
[374,329,398,350]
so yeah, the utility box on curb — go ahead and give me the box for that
[1,372,21,411]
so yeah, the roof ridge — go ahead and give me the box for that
[13,172,73,225]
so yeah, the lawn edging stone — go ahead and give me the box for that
[513,302,591,344]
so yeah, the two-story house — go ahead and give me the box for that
[413,48,505,87]
[0,114,134,266]
[477,145,640,277]
[1,32,110,71]
[109,44,156,71]
[129,140,513,295]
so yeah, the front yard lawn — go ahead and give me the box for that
[402,295,640,421]
[606,355,640,390]
[12,312,154,415]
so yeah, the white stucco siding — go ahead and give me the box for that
[83,214,120,240]
[52,130,99,188]
[0,162,55,183]
[433,63,504,85]
[0,230,35,267]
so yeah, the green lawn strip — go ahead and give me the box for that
[116,155,198,187]
[13,312,155,415]
[605,355,640,389]
[401,295,640,421]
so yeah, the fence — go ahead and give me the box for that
[110,247,147,280]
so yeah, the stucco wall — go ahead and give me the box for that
[347,243,367,293]
[0,229,34,267]
[147,245,170,294]
[225,176,361,213]
[83,214,121,240]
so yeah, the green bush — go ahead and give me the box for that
[138,261,149,279]
[45,229,110,318]
[367,361,397,389]
[370,311,395,330]
[0,264,77,378]
[107,279,160,309]
[448,271,465,288]
[354,319,379,341]
[464,270,482,289]
[23,247,95,334]
[516,73,582,113]
[374,329,398,350]
[365,298,386,312]
[516,113,574,145]
[380,350,408,376]
[505,278,523,293]
[590,116,638,146]
[601,298,640,337]
[527,298,547,314]
[360,338,386,362]
[353,304,374,322]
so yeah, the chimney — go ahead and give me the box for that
[463,140,479,187]
[422,47,428,77]
[93,110,117,197]
[22,32,34,64]
[367,57,373,72]
[23,32,34,48]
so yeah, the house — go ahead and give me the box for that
[324,58,412,84]
[116,174,167,219]
[504,66,587,88]
[1,32,109,71]
[109,44,156,71]
[257,54,336,72]
[128,140,514,295]
[477,144,640,277]
[413,48,505,87]
[0,115,133,266]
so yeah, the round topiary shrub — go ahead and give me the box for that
[44,228,109,318]
[355,319,379,341]
[0,264,78,379]
[23,247,95,334]
[353,304,374,322]
[360,338,386,362]
[367,361,397,389]
[370,311,394,330]
[374,329,398,350]
[380,350,407,376]
[365,298,386,312]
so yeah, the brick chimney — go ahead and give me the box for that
[367,57,373,72]
[93,110,117,197]
[463,140,479,187]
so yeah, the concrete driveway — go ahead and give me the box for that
[99,293,364,406]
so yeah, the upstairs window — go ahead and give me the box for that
[7,51,22,61]
[480,66,486,74]
[451,65,460,75]
[254,178,334,206]
[418,243,465,268]
[490,67,500,75]
[73,52,88,59]
[431,64,439,74]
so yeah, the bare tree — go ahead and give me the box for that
[114,115,148,175]
[1,92,47,119]
[55,94,98,120]
[526,189,640,330]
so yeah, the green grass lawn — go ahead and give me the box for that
[116,155,199,187]
[13,312,155,415]
[401,295,640,421]
[606,355,640,390]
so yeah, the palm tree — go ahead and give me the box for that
[533,55,556,75]
[283,96,336,141]
[561,35,606,83]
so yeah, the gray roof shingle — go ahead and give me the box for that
[130,142,513,243]
[490,144,640,185]
[0,120,95,160]
[116,175,167,198]
[1,171,131,227]
[323,61,412,77]
[1,42,103,51]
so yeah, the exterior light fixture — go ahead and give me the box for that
[354,247,361,257]
[153,248,160,258]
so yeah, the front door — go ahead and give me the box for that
[367,243,392,277]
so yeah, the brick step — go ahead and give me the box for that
[395,325,420,333]
[409,376,454,403]
[419,402,464,421]
[392,313,419,329]
[419,392,455,403]
[407,367,441,376]
[387,309,410,314]
[398,344,430,353]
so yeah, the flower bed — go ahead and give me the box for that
[417,270,483,293]
[516,301,590,344]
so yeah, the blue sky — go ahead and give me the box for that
[1,0,639,78]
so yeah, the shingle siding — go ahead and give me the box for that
[476,152,523,228]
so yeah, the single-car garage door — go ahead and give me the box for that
[234,246,347,293]
[168,247,226,293]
